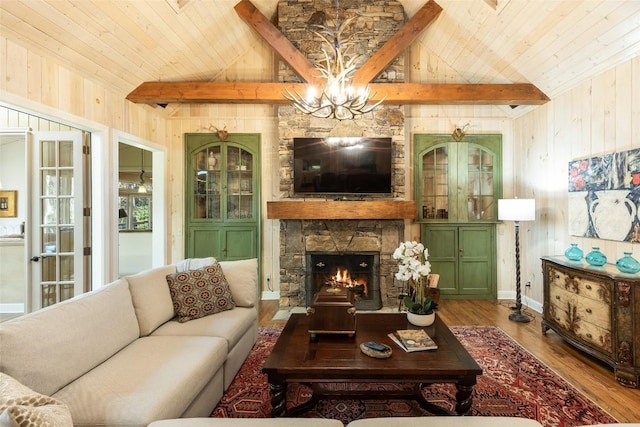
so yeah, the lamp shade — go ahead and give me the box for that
[498,198,535,221]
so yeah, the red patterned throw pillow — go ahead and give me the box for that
[166,263,235,322]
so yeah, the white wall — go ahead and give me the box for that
[118,232,153,276]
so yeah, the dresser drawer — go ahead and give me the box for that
[547,296,613,354]
[548,281,611,328]
[547,266,612,305]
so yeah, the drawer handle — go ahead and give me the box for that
[586,308,592,313]
[585,284,592,290]
[586,333,592,338]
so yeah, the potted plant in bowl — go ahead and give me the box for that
[393,240,438,326]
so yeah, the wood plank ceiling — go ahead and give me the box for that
[125,1,549,106]
[1,0,639,113]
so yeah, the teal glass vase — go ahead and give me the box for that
[585,247,607,267]
[616,252,640,274]
[564,243,583,261]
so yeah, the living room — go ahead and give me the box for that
[1,0,639,425]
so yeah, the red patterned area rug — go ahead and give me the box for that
[212,326,617,426]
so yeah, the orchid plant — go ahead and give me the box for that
[393,240,437,315]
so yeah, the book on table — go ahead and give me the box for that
[388,329,438,352]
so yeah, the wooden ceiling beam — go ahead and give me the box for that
[125,81,549,105]
[353,0,443,85]
[234,0,319,84]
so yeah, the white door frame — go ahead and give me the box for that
[113,131,167,274]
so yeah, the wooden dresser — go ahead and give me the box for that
[541,256,640,388]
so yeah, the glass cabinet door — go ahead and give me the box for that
[466,146,495,221]
[193,145,222,219]
[191,143,256,221]
[414,134,501,223]
[421,145,449,220]
[226,145,254,220]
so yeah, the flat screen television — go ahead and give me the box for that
[293,137,392,195]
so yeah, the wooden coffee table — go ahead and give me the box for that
[262,313,482,417]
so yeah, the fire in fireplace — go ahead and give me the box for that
[306,253,382,310]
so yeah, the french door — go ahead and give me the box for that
[31,131,89,310]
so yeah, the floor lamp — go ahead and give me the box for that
[498,198,535,323]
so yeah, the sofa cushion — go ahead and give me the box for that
[127,265,177,336]
[0,373,73,427]
[152,306,257,350]
[166,263,236,322]
[0,279,139,396]
[52,335,227,427]
[219,258,258,307]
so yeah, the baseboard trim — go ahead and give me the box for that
[498,291,542,313]
[0,303,25,313]
[261,291,280,300]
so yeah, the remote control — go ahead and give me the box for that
[363,341,388,352]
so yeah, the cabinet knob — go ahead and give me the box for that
[586,308,592,314]
[585,284,592,290]
[555,295,560,300]
[586,333,592,338]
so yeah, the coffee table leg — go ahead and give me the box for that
[269,381,287,417]
[454,383,474,415]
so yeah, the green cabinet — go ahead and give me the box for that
[414,134,501,299]
[421,224,496,298]
[185,133,260,261]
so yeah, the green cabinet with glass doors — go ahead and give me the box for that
[185,133,260,261]
[414,134,501,299]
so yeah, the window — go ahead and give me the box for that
[119,194,152,230]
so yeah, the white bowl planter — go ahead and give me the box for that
[407,311,435,327]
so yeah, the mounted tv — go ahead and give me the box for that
[293,137,392,195]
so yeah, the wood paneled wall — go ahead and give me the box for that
[513,56,640,304]
[0,36,165,143]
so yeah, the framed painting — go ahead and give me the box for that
[568,148,640,242]
[0,190,17,217]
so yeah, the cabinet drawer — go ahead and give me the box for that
[548,282,611,328]
[547,299,613,353]
[547,266,612,305]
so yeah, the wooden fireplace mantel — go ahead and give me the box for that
[266,200,416,220]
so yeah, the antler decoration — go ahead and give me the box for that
[209,124,228,140]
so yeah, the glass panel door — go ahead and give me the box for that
[421,146,448,219]
[466,146,495,221]
[32,132,86,309]
[226,145,254,220]
[193,145,221,219]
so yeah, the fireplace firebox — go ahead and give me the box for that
[306,253,382,310]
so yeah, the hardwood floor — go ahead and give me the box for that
[258,299,640,423]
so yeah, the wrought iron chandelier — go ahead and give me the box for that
[283,0,383,120]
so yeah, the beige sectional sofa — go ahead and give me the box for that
[0,258,259,427]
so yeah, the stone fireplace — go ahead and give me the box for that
[274,1,409,310]
[277,219,407,309]
[307,252,379,310]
